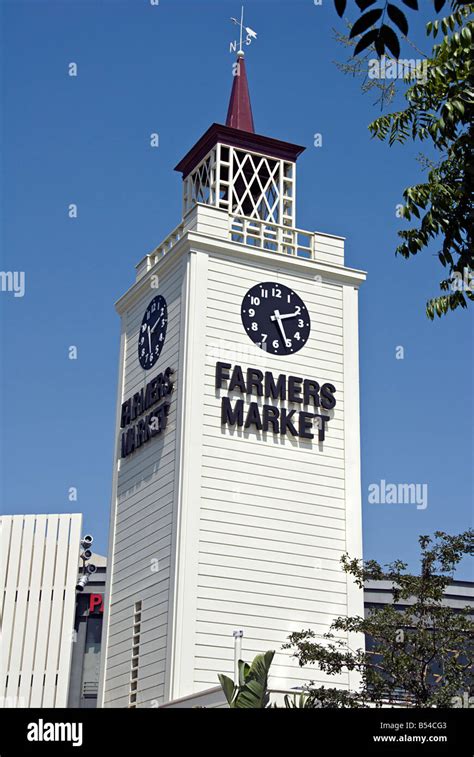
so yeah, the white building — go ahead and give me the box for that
[0,513,82,707]
[99,51,366,708]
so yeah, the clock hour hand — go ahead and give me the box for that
[275,309,300,321]
[150,317,163,334]
[147,326,152,354]
[270,310,288,343]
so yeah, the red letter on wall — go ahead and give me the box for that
[89,593,104,613]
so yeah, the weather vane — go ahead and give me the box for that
[230,5,257,55]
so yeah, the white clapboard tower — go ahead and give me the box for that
[99,52,366,708]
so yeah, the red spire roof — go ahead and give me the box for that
[225,52,255,133]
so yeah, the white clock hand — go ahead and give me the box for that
[150,317,162,334]
[271,310,288,343]
[147,326,152,354]
[271,309,300,321]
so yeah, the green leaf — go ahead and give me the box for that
[349,8,383,39]
[237,659,250,687]
[387,4,409,36]
[375,33,385,56]
[218,674,236,705]
[249,650,275,682]
[356,0,377,9]
[381,23,401,58]
[353,28,379,55]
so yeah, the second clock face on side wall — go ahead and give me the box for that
[241,282,311,356]
[138,295,168,370]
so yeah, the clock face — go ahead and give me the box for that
[241,282,311,356]
[138,295,168,370]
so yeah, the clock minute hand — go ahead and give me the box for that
[270,309,288,343]
[147,326,152,354]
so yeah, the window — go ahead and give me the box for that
[128,602,142,708]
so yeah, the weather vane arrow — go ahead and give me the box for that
[230,5,257,55]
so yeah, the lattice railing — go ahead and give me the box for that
[229,215,313,259]
[148,222,185,266]
[135,221,185,278]
[135,209,317,282]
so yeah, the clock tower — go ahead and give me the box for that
[99,50,366,708]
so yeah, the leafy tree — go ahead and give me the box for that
[284,531,474,707]
[332,0,472,57]
[331,1,474,318]
[218,650,275,708]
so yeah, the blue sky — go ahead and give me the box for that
[1,0,472,577]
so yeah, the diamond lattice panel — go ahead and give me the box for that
[232,150,281,224]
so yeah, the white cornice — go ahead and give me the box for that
[188,231,367,286]
[115,230,367,314]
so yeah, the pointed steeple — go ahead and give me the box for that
[225,51,255,133]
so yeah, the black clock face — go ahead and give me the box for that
[138,295,168,370]
[241,282,311,355]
